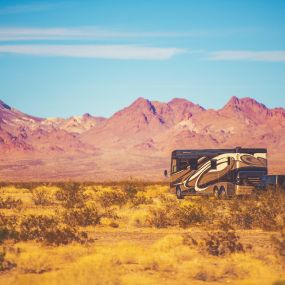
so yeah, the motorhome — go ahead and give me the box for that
[165,147,267,199]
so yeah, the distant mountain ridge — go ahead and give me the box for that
[0,96,284,181]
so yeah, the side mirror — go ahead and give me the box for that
[164,170,168,177]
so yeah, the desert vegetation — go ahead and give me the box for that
[0,182,284,284]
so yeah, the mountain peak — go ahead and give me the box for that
[223,96,267,111]
[168,98,192,105]
[224,96,240,108]
[131,97,152,107]
[0,100,11,110]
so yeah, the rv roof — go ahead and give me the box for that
[172,148,267,158]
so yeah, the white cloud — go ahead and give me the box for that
[0,27,196,41]
[0,27,254,42]
[208,51,285,62]
[0,45,185,60]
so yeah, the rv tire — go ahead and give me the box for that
[176,186,184,199]
[214,186,219,199]
[219,186,226,198]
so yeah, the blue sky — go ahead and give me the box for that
[0,0,284,118]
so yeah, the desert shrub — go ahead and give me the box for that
[145,206,171,228]
[20,215,58,240]
[213,190,285,231]
[122,182,145,199]
[232,211,254,229]
[145,199,208,228]
[202,223,244,256]
[55,183,84,208]
[95,188,127,209]
[0,214,18,241]
[63,203,102,227]
[145,199,179,228]
[131,193,153,207]
[0,216,17,271]
[43,224,87,245]
[174,202,206,228]
[32,186,56,206]
[19,215,86,245]
[0,196,22,209]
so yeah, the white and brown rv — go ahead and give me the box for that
[166,147,267,199]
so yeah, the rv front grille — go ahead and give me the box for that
[247,177,262,186]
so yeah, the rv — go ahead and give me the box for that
[165,147,267,199]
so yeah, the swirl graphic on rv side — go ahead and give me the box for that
[183,153,266,192]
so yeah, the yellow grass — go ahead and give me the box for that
[0,183,284,285]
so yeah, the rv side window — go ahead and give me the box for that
[227,157,231,166]
[211,159,217,169]
[189,158,198,170]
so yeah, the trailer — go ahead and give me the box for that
[164,147,268,199]
[260,175,285,190]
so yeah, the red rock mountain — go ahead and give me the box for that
[0,97,284,181]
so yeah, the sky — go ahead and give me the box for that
[0,0,285,118]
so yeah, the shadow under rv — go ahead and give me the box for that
[165,147,267,199]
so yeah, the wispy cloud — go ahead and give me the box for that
[0,27,256,42]
[0,27,200,41]
[208,51,285,62]
[0,3,60,15]
[0,45,185,60]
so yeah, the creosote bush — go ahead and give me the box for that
[19,215,87,245]
[202,222,244,256]
[183,222,244,256]
[145,200,207,228]
[122,181,144,199]
[32,186,57,206]
[95,188,127,209]
[174,203,206,228]
[0,196,22,209]
[55,183,84,208]
[63,203,102,227]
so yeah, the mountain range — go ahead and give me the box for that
[0,96,284,181]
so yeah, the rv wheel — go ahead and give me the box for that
[176,186,184,199]
[214,187,219,199]
[219,186,226,199]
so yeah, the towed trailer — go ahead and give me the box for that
[260,175,285,190]
[164,147,267,199]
